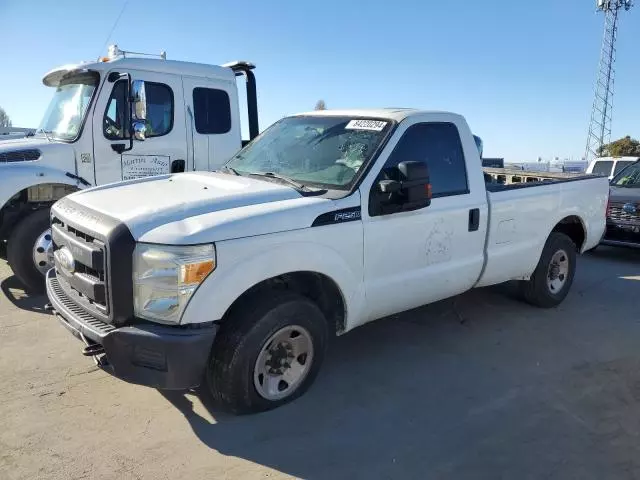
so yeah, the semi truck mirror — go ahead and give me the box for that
[131,80,147,122]
[132,121,147,141]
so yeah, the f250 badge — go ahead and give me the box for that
[334,210,361,222]
[80,153,92,163]
[312,207,362,227]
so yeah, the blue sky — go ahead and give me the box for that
[0,0,638,162]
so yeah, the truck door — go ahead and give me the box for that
[91,70,187,184]
[182,76,241,172]
[361,120,488,322]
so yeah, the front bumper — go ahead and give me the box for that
[46,269,217,390]
[602,223,640,249]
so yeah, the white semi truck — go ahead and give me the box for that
[0,45,258,291]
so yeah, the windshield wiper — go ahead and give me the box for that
[28,128,52,142]
[249,171,326,194]
[220,165,241,176]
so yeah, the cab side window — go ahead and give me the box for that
[144,83,173,137]
[103,81,174,140]
[103,81,129,140]
[193,87,231,134]
[378,122,469,198]
[592,160,613,177]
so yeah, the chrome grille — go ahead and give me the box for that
[51,215,109,319]
[0,149,41,162]
[608,202,640,224]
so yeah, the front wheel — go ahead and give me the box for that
[7,208,52,293]
[519,232,577,308]
[205,291,328,414]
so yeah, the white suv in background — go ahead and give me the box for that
[587,156,639,180]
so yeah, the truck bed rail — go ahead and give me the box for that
[483,167,598,192]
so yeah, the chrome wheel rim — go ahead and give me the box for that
[253,325,314,401]
[32,228,53,275]
[547,249,569,294]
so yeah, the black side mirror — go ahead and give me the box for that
[371,160,431,216]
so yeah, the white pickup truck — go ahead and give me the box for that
[0,45,258,291]
[46,109,609,413]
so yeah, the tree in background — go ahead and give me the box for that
[314,100,326,111]
[597,136,640,157]
[0,107,11,128]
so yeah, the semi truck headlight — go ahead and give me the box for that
[133,243,216,324]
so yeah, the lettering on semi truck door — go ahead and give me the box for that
[121,154,170,180]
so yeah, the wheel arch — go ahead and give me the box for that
[220,271,348,335]
[181,239,361,335]
[0,181,80,241]
[550,215,587,252]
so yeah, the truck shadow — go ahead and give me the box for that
[0,275,49,314]
[157,272,640,479]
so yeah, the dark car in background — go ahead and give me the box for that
[602,160,640,248]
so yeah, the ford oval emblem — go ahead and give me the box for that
[623,203,637,215]
[54,247,75,273]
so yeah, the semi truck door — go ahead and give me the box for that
[182,77,242,172]
[91,70,187,185]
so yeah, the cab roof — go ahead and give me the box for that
[43,56,238,87]
[295,108,461,122]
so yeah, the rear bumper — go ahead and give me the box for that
[46,269,217,390]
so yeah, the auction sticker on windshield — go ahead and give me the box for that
[345,120,388,131]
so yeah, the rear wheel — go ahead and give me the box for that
[205,291,328,414]
[519,232,576,308]
[7,208,52,293]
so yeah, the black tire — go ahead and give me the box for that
[7,208,51,293]
[205,290,328,414]
[519,232,577,308]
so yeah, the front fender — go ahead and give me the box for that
[180,230,365,328]
[0,163,83,210]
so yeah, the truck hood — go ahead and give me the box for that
[67,172,339,243]
[0,136,75,171]
[609,185,640,204]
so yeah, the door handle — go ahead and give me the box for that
[468,208,480,232]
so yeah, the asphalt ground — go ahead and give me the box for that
[1,246,640,479]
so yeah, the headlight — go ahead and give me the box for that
[133,243,216,324]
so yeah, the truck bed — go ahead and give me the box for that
[475,172,609,289]
[483,167,597,192]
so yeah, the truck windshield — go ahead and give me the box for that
[225,116,392,189]
[38,72,99,141]
[611,162,640,188]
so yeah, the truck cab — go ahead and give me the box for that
[0,45,258,291]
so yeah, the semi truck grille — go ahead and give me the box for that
[0,149,41,162]
[608,202,640,224]
[51,215,110,321]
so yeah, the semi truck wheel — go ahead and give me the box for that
[519,232,576,308]
[206,291,328,414]
[7,208,52,293]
